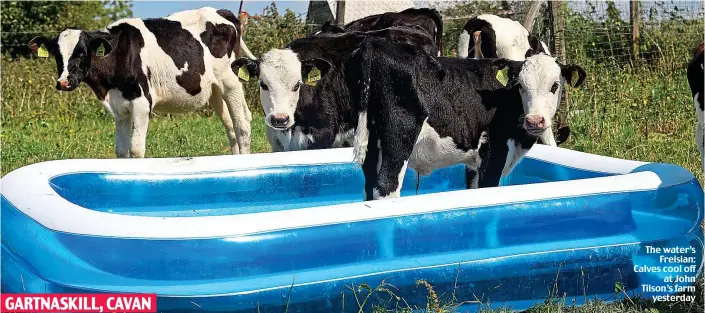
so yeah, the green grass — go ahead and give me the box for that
[560,63,703,184]
[1,58,272,175]
[2,58,702,180]
[1,55,703,313]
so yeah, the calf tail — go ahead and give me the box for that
[351,42,374,165]
[239,37,256,60]
[353,111,369,165]
[457,30,470,58]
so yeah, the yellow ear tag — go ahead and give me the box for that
[306,66,321,86]
[37,44,49,58]
[95,43,106,57]
[496,67,509,86]
[237,66,250,82]
[570,70,579,87]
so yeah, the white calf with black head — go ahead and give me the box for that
[28,7,255,158]
[457,14,571,147]
[349,38,586,201]
[503,55,586,176]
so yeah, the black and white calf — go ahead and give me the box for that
[457,14,549,60]
[687,42,704,169]
[456,14,571,146]
[318,8,444,56]
[232,27,437,152]
[348,38,586,200]
[28,7,256,158]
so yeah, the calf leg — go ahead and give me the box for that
[209,89,239,154]
[465,166,479,189]
[501,139,524,177]
[364,122,421,200]
[308,126,337,150]
[222,77,252,154]
[114,116,131,158]
[129,97,151,158]
[361,134,380,201]
[478,138,510,188]
[374,153,409,199]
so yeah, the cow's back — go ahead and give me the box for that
[169,7,242,60]
[352,26,438,56]
[345,8,443,55]
[106,17,216,110]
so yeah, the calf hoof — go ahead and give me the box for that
[129,150,145,158]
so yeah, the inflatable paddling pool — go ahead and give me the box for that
[2,145,702,312]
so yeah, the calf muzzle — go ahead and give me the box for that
[56,79,73,91]
[524,115,547,133]
[270,113,291,129]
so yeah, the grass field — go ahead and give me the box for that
[2,58,702,181]
[1,58,275,175]
[1,55,703,313]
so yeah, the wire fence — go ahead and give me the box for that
[303,0,703,67]
[564,1,703,68]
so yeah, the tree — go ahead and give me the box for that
[1,1,132,56]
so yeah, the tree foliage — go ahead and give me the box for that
[243,2,311,56]
[1,1,132,50]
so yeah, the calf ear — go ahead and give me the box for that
[231,58,260,81]
[561,64,586,88]
[87,38,113,58]
[301,58,332,85]
[491,58,519,87]
[28,36,52,53]
[526,35,548,57]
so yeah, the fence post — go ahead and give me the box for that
[630,0,640,64]
[549,1,568,130]
[335,0,346,25]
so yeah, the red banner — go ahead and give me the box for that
[1,294,157,313]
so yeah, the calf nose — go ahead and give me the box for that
[525,115,546,130]
[270,113,290,128]
[56,80,70,91]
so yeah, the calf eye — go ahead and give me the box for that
[292,82,301,91]
[259,82,269,91]
[550,82,559,94]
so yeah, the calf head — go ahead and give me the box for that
[28,28,112,91]
[493,54,586,136]
[232,49,331,130]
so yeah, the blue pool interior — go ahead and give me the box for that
[47,157,615,217]
[2,155,703,312]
